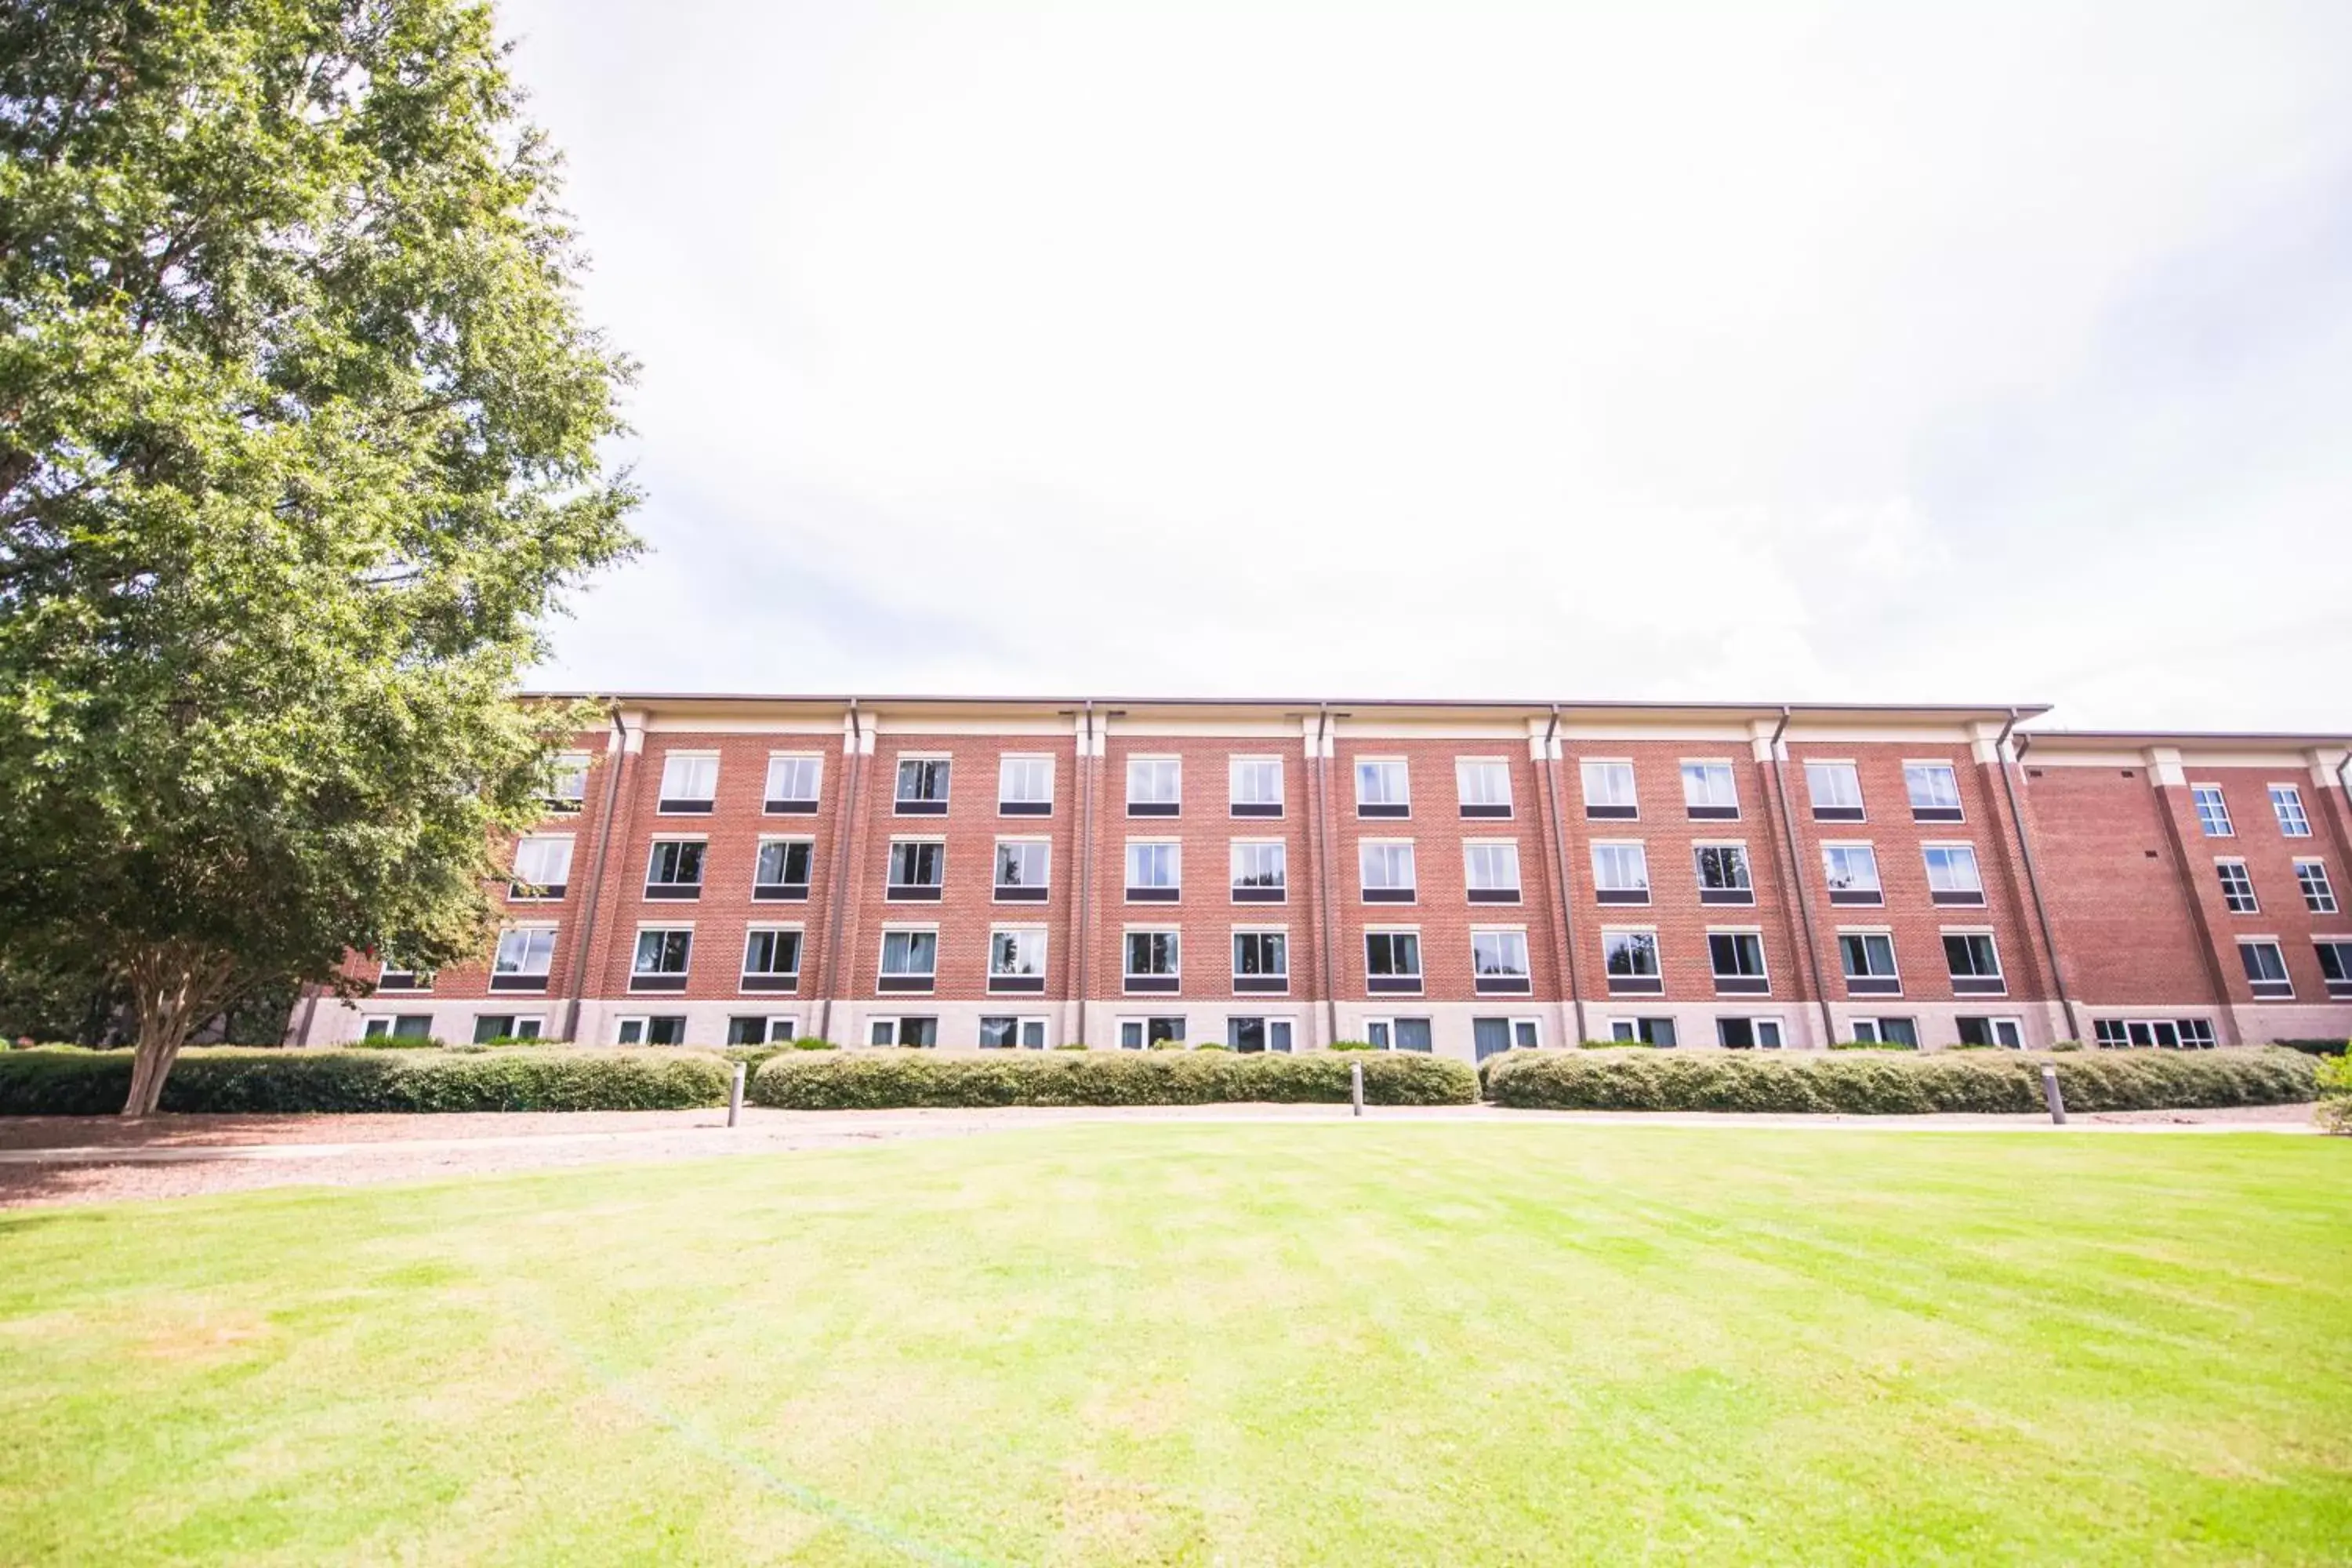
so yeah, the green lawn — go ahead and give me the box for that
[2,1127,2348,1566]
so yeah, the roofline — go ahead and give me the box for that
[2017,728,2352,750]
[518,689,2054,721]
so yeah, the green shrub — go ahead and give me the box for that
[1327,1040,1375,1051]
[0,1047,734,1116]
[790,1037,840,1051]
[1829,1040,1918,1051]
[349,1035,449,1050]
[1147,1037,1187,1051]
[2269,1039,2349,1058]
[750,1049,1479,1109]
[1579,1037,1659,1049]
[1194,1042,1230,1051]
[1484,1047,2317,1115]
[2317,1053,2352,1134]
[1051,1041,1088,1051]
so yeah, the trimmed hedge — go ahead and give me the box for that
[0,1047,734,1116]
[750,1048,1479,1109]
[1484,1047,2318,1115]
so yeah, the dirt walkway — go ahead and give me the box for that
[0,1102,2321,1210]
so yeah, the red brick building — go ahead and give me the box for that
[293,697,2352,1058]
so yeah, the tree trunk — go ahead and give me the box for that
[120,955,208,1118]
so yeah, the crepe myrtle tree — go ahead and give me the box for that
[0,1,640,1112]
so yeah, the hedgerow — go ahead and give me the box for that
[0,1047,733,1115]
[750,1048,1479,1109]
[1483,1047,2317,1114]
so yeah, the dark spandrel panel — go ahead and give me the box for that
[1474,976,1532,995]
[1951,976,2008,996]
[1698,888,1755,906]
[1712,976,1771,996]
[1686,805,1740,821]
[876,975,936,994]
[1604,975,1664,996]
[1844,976,1903,996]
[1595,888,1650,906]
[658,799,716,815]
[764,799,821,815]
[993,884,1050,902]
[1230,802,1283,818]
[1127,801,1180,817]
[1123,975,1181,994]
[739,975,800,993]
[1233,975,1290,995]
[1828,889,1883,906]
[893,799,948,816]
[1930,890,1985,906]
[1460,804,1512,819]
[628,975,689,993]
[1362,887,1417,904]
[1911,806,1964,823]
[1812,805,1867,823]
[752,884,811,902]
[1126,886,1180,902]
[1357,803,1411,819]
[1584,804,1639,820]
[1231,886,1287,904]
[885,885,945,902]
[986,975,1047,993]
[1466,888,1521,904]
[488,975,549,993]
[1367,975,1424,995]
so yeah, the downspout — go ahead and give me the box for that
[1541,706,1587,1044]
[1766,706,1838,1048]
[1070,700,1095,1044]
[560,705,630,1042]
[1996,713,2082,1041]
[1312,704,1342,1048]
[815,700,864,1043]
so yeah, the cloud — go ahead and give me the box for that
[511,0,2352,728]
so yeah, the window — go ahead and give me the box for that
[1956,1016,2024,1048]
[1359,841,1417,902]
[1125,930,1181,988]
[546,753,590,811]
[1581,760,1638,818]
[2215,859,2258,914]
[1356,758,1410,818]
[1602,930,1661,989]
[1904,762,1962,822]
[1471,930,1530,993]
[1126,840,1181,900]
[741,927,803,989]
[1804,761,1864,821]
[764,754,822,814]
[616,1015,687,1046]
[2238,939,2290,996]
[1231,840,1287,902]
[1227,1017,1295,1054]
[1590,842,1650,903]
[1233,931,1288,988]
[472,1014,544,1044]
[1820,844,1882,904]
[994,839,1051,901]
[644,838,706,898]
[2270,784,2311,837]
[1231,757,1283,817]
[895,757,950,814]
[1680,761,1739,819]
[2093,1018,2216,1049]
[1716,1017,1784,1049]
[1838,931,1900,993]
[1364,1018,1433,1052]
[1922,844,1984,905]
[1708,931,1768,992]
[1472,1017,1542,1059]
[879,929,939,989]
[1118,1017,1185,1049]
[1457,759,1512,818]
[2316,939,2352,993]
[1464,841,1522,902]
[869,1016,938,1047]
[2191,785,2232,837]
[1608,1016,1677,1047]
[362,1014,434,1040]
[753,838,814,900]
[491,927,555,990]
[998,755,1052,815]
[1694,844,1753,904]
[987,927,1047,991]
[631,928,692,988]
[1127,757,1181,815]
[886,839,946,898]
[1943,932,2004,992]
[376,958,431,992]
[978,1016,1048,1049]
[658,752,717,813]
[2295,860,2336,914]
[1364,931,1422,992]
[727,1015,798,1045]
[1849,1017,1919,1048]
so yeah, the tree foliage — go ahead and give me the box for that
[0,0,640,1111]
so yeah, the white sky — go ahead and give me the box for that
[506,0,2352,731]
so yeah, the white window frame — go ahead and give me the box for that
[2237,938,2290,989]
[978,1015,1051,1050]
[1849,1017,1919,1047]
[1455,758,1513,815]
[2295,859,2338,915]
[877,926,940,981]
[867,1016,939,1048]
[1358,840,1417,899]
[1230,756,1284,814]
[1820,842,1883,895]
[1956,1015,2025,1048]
[2269,783,2311,837]
[492,925,557,978]
[1232,927,1290,980]
[1230,839,1287,897]
[644,835,708,894]
[1942,928,2004,985]
[1464,840,1523,899]
[1116,1016,1187,1049]
[754,835,815,895]
[894,754,953,808]
[1126,756,1181,810]
[1601,927,1661,979]
[657,751,720,811]
[996,754,1054,811]
[993,837,1051,898]
[1581,759,1639,814]
[471,1014,547,1044]
[740,924,804,984]
[2215,858,2258,914]
[546,752,591,811]
[986,926,1047,978]
[1125,839,1181,895]
[764,753,823,807]
[1804,760,1865,815]
[1225,1015,1297,1053]
[1363,1018,1435,1052]
[1707,928,1769,982]
[885,836,947,892]
[1837,928,1900,982]
[1123,928,1181,981]
[1679,760,1739,812]
[2190,784,2233,837]
[510,834,575,900]
[1363,927,1424,982]
[631,924,695,978]
[1471,927,1530,980]
[1590,840,1651,897]
[1903,761,1962,815]
[1694,840,1753,895]
[726,1014,800,1045]
[361,1014,434,1040]
[1355,757,1412,814]
[1922,843,1984,896]
[614,1015,688,1047]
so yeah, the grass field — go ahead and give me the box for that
[2,1125,2348,1565]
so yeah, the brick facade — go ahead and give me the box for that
[303,698,2352,1060]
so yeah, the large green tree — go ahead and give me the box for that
[0,1,639,1113]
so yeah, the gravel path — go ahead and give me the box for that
[0,1102,2321,1210]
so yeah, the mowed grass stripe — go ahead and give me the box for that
[0,1125,2347,1565]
